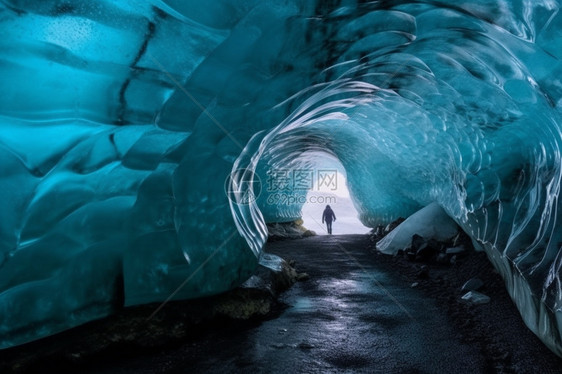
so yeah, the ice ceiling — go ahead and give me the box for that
[1,0,562,354]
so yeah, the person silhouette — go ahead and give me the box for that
[322,205,336,234]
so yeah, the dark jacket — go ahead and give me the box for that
[322,207,336,223]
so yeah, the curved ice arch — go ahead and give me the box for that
[1,0,562,356]
[233,1,562,356]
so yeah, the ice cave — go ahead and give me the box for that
[1,0,562,359]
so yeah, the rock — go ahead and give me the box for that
[451,233,462,247]
[213,253,302,320]
[461,278,484,292]
[411,234,427,251]
[427,239,442,250]
[256,253,298,291]
[213,291,273,319]
[417,265,429,279]
[450,255,457,265]
[410,235,440,260]
[416,244,439,261]
[461,291,490,305]
[385,217,405,234]
[436,253,448,264]
[267,220,315,240]
[405,250,416,261]
[446,245,465,254]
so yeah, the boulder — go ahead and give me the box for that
[461,291,490,305]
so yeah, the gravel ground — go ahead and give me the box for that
[366,233,562,374]
[2,234,562,373]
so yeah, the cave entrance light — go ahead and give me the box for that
[301,170,371,235]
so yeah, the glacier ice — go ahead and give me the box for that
[376,203,459,255]
[1,0,562,356]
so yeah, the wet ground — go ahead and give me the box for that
[82,235,489,373]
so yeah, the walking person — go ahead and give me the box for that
[322,205,336,234]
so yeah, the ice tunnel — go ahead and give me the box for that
[1,0,562,355]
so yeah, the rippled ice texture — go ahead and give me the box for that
[1,0,562,354]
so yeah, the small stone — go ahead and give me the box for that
[427,239,442,251]
[416,246,438,261]
[461,278,484,292]
[417,265,429,279]
[405,250,416,261]
[411,234,427,252]
[436,253,448,264]
[411,282,419,288]
[296,272,310,281]
[461,291,490,305]
[446,245,465,254]
[303,230,316,237]
[385,217,405,233]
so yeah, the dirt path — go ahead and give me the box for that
[79,234,489,373]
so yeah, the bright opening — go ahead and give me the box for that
[301,170,371,235]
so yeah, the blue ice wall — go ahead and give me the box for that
[2,0,562,354]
